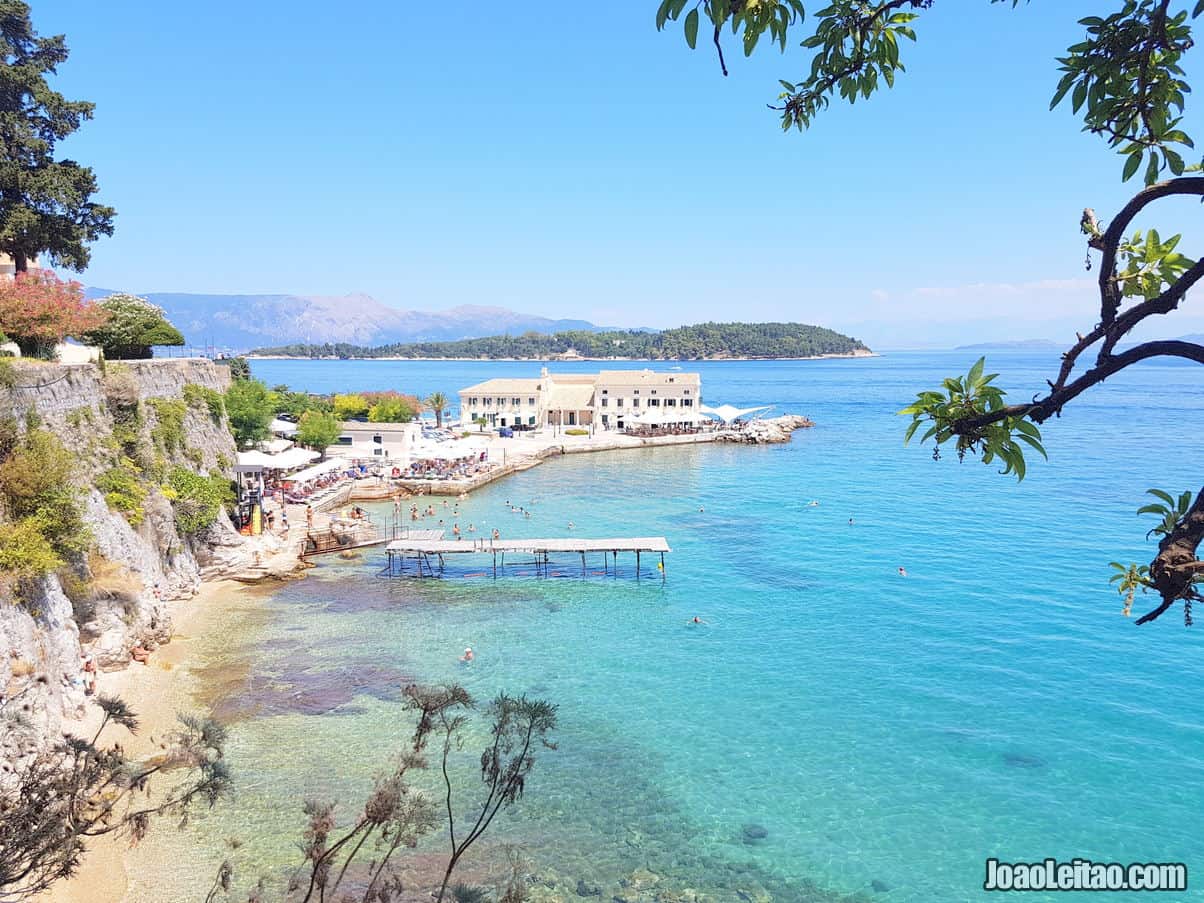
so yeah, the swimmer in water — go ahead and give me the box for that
[848,517,854,525]
[460,647,473,663]
[567,521,575,529]
[699,506,704,512]
[898,567,907,577]
[690,616,707,625]
[807,500,820,507]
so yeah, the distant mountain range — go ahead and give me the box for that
[83,288,619,351]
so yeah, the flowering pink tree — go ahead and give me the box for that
[0,270,108,358]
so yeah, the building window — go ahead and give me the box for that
[682,399,693,407]
[668,377,675,383]
[337,435,353,445]
[683,389,690,395]
[373,434,383,444]
[633,389,639,395]
[651,389,657,395]
[484,398,492,406]
[601,414,609,425]
[528,416,536,426]
[528,397,535,405]
[472,396,479,405]
[649,398,660,406]
[601,389,608,395]
[496,397,505,406]
[601,398,608,407]
[512,398,520,405]
[666,398,676,407]
[632,398,640,407]
[617,397,624,407]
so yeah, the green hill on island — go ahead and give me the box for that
[252,322,870,360]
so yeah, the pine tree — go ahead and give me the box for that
[0,2,115,272]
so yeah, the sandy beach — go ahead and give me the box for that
[41,580,262,903]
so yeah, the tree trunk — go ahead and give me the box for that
[1139,487,1204,624]
[13,250,27,273]
[435,409,443,428]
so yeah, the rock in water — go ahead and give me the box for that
[574,878,601,896]
[872,879,892,893]
[741,823,769,843]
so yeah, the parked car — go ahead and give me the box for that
[497,427,514,438]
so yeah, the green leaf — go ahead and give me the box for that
[1122,151,1142,182]
[684,8,699,48]
[966,357,984,385]
[1146,488,1176,505]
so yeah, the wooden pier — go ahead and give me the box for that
[381,535,671,579]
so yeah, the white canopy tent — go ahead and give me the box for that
[286,458,349,484]
[235,447,320,473]
[699,403,772,424]
[269,418,298,436]
[409,437,490,462]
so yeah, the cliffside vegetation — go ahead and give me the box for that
[253,321,870,360]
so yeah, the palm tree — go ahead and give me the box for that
[425,391,449,428]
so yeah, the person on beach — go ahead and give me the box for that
[281,511,289,533]
[468,523,476,532]
[131,645,150,664]
[81,653,96,694]
[306,505,314,528]
[492,528,500,540]
[266,509,275,531]
[453,522,461,538]
[460,646,474,663]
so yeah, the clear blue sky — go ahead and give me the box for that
[37,1,1204,346]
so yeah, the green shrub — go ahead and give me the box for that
[0,519,62,578]
[148,398,186,454]
[96,459,147,526]
[184,447,203,467]
[183,383,225,423]
[164,466,232,534]
[0,357,15,389]
[0,429,90,557]
[564,428,589,436]
[65,406,93,428]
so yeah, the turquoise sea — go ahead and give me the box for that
[130,353,1204,902]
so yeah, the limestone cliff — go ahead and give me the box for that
[0,359,279,766]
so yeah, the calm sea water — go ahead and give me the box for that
[127,353,1204,902]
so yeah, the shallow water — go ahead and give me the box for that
[126,353,1204,902]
